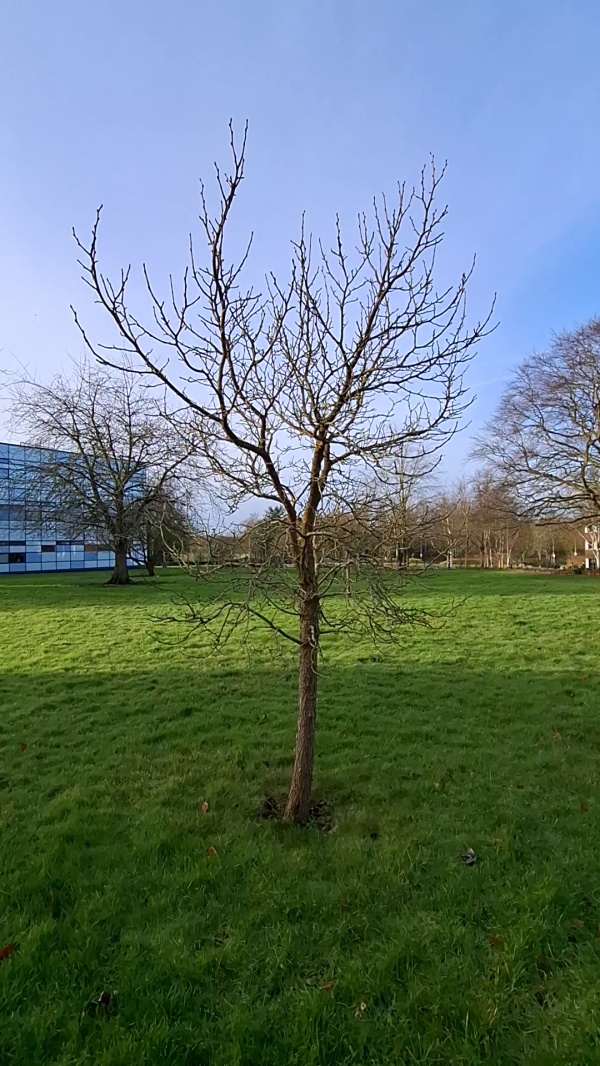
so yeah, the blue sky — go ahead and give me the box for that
[1,1,599,474]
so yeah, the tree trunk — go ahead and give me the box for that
[145,554,156,577]
[396,543,408,570]
[106,542,131,585]
[283,592,319,823]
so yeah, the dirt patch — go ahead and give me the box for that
[259,795,335,832]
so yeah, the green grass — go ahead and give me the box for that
[1,568,600,1064]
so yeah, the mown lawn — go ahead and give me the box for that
[1,568,600,1064]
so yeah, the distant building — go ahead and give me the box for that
[0,442,140,575]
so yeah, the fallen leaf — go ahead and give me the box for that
[580,802,587,813]
[552,731,562,741]
[354,1001,367,1018]
[0,944,15,962]
[19,743,27,751]
[535,988,547,1007]
[201,802,209,814]
[460,847,478,866]
[536,954,552,973]
[320,981,335,991]
[488,935,503,950]
[571,918,584,929]
[87,990,115,1016]
[206,846,217,856]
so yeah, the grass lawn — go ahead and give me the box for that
[1,568,600,1064]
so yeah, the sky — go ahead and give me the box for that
[1,0,599,478]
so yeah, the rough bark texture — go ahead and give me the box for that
[106,544,131,585]
[283,592,319,823]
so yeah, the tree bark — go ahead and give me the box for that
[106,542,131,585]
[283,591,319,823]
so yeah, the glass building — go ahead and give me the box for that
[0,442,140,575]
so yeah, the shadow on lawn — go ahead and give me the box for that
[2,569,600,615]
[2,660,600,1066]
[2,659,599,781]
[0,572,185,610]
[425,570,600,597]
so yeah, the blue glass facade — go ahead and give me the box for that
[0,442,139,575]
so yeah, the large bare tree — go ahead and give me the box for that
[474,320,600,527]
[72,127,491,820]
[9,360,198,584]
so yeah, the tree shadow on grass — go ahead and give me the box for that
[2,661,600,1066]
[422,569,600,597]
[2,660,599,804]
[0,571,187,610]
[2,569,600,620]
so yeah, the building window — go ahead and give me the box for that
[0,441,140,576]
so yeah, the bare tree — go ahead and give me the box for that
[465,474,523,569]
[372,446,440,570]
[242,506,289,566]
[134,483,197,576]
[72,126,491,820]
[9,360,198,584]
[474,320,600,530]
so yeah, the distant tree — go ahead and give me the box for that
[9,360,198,585]
[474,320,600,528]
[373,447,440,570]
[72,126,491,821]
[137,485,196,575]
[465,475,523,569]
[243,507,288,566]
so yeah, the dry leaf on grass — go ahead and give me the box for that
[87,991,115,1016]
[460,847,478,866]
